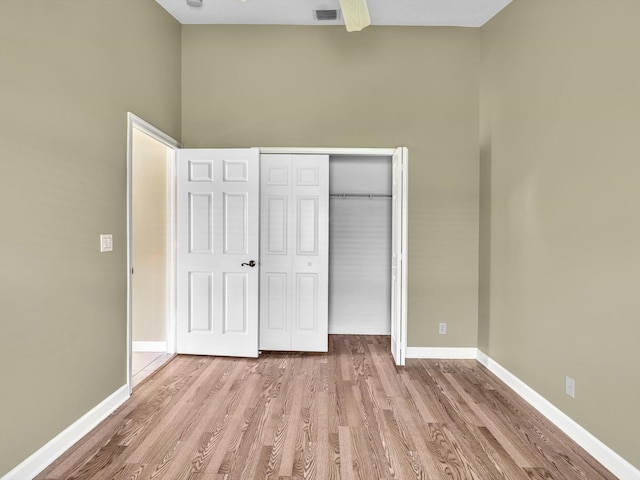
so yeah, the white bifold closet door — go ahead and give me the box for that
[259,154,329,352]
[176,148,260,357]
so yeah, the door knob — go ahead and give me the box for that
[241,260,256,267]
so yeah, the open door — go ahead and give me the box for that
[176,148,260,357]
[391,147,408,366]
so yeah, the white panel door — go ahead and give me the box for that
[177,148,260,357]
[391,147,407,366]
[260,154,329,352]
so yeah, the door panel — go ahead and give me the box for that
[260,154,328,352]
[189,160,213,182]
[177,148,259,357]
[223,159,249,182]
[297,197,319,255]
[223,273,248,333]
[297,165,319,185]
[223,193,248,254]
[296,273,318,330]
[266,197,288,254]
[265,273,287,330]
[189,272,213,332]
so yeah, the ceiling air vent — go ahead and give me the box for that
[314,9,341,21]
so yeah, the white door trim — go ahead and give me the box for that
[401,147,409,365]
[394,147,409,366]
[260,147,398,156]
[258,147,409,365]
[126,113,181,394]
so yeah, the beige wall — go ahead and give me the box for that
[181,25,481,348]
[132,129,168,343]
[480,0,640,469]
[0,0,181,475]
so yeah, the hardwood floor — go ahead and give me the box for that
[131,352,174,389]
[37,336,616,480]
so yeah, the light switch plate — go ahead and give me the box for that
[100,234,113,253]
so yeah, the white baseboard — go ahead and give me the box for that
[476,350,640,480]
[2,385,129,480]
[132,341,167,352]
[406,347,478,359]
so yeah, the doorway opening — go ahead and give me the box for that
[126,113,180,392]
[328,155,392,336]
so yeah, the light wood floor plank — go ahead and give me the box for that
[445,371,535,470]
[36,335,617,480]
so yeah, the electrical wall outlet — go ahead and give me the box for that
[565,376,575,398]
[439,323,447,335]
[100,234,113,253]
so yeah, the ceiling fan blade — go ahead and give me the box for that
[339,0,371,32]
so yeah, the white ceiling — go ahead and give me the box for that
[155,0,512,27]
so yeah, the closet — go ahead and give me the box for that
[328,156,392,335]
[174,147,407,363]
[258,154,393,351]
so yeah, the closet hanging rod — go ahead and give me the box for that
[329,193,392,199]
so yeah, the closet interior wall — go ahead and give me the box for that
[328,155,392,335]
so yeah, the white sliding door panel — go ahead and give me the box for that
[177,148,259,357]
[260,154,328,352]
